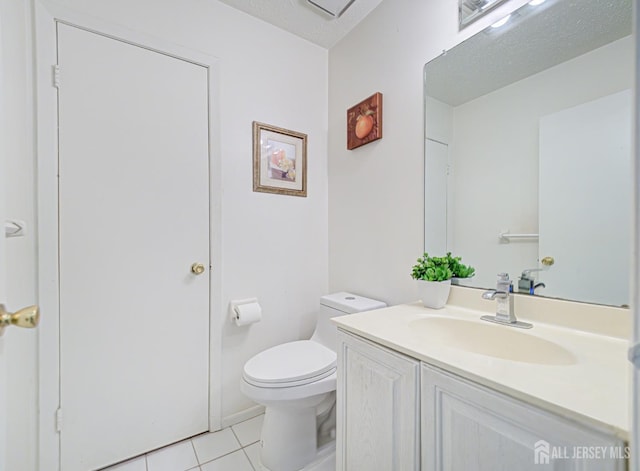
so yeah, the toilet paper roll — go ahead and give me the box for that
[233,302,262,326]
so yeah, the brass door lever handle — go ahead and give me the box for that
[0,304,40,336]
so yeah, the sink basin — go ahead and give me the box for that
[408,317,577,365]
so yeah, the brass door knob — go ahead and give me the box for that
[0,304,40,336]
[541,256,555,266]
[191,263,206,275]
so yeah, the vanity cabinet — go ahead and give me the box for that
[421,364,626,471]
[337,329,626,471]
[336,330,420,471]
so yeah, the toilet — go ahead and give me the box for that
[240,292,386,471]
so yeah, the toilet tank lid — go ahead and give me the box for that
[320,292,386,314]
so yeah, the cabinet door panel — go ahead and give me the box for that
[337,331,420,471]
[422,363,626,471]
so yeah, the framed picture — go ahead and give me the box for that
[347,92,383,150]
[253,121,307,197]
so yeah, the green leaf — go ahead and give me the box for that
[412,252,474,281]
[444,252,475,278]
[410,252,454,281]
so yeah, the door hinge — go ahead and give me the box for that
[55,407,63,432]
[53,65,60,88]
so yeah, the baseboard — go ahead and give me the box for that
[221,404,265,429]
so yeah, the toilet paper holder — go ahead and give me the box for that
[229,298,262,325]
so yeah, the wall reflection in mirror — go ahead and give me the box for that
[424,0,632,307]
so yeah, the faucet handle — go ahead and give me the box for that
[496,273,512,293]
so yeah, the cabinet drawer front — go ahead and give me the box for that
[337,330,420,471]
[421,364,626,471]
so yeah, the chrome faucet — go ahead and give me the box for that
[517,257,554,295]
[518,267,546,294]
[481,273,532,329]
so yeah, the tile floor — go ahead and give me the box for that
[102,414,264,471]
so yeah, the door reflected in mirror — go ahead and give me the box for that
[425,0,632,306]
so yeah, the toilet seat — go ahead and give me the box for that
[243,340,336,388]
[241,371,337,403]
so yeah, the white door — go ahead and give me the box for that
[0,48,6,471]
[424,139,448,255]
[0,16,8,468]
[539,90,631,306]
[57,24,210,470]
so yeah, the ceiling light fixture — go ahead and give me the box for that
[491,14,511,28]
[307,0,357,18]
[528,0,546,5]
[462,0,490,9]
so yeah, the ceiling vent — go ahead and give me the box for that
[307,0,356,18]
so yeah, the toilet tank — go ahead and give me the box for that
[310,292,386,352]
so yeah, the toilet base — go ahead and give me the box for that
[257,442,336,471]
[304,443,336,471]
[260,393,328,471]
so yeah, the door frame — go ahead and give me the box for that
[633,4,640,471]
[34,2,223,469]
[0,9,6,470]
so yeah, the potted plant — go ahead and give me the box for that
[445,252,475,285]
[410,253,454,309]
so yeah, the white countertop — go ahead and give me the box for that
[333,301,632,441]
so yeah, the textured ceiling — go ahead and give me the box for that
[425,0,633,106]
[215,0,384,48]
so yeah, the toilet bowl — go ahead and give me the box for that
[240,292,386,471]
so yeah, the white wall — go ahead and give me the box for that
[2,0,328,467]
[328,0,529,305]
[449,36,632,291]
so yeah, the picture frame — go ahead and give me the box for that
[253,121,308,197]
[347,92,383,150]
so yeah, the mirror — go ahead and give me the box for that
[424,0,633,307]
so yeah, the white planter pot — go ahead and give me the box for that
[416,279,451,309]
[451,275,474,286]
